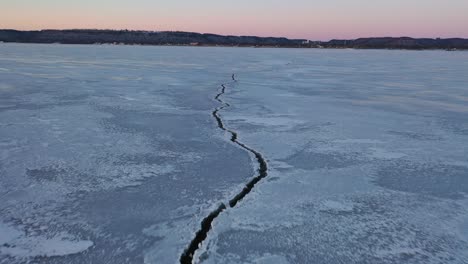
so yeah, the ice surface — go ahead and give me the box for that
[1,44,468,263]
[198,49,468,264]
[0,222,93,258]
[0,44,254,264]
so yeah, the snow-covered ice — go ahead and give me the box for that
[0,44,254,264]
[199,49,468,264]
[1,44,468,264]
[0,222,93,259]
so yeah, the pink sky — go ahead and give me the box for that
[1,0,468,40]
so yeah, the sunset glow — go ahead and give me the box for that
[1,0,468,40]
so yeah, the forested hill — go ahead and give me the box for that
[323,37,468,50]
[1,30,467,50]
[0,29,306,47]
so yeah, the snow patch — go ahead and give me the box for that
[0,83,14,91]
[0,222,93,259]
[369,147,407,159]
[319,200,354,213]
[334,139,384,144]
[232,116,303,127]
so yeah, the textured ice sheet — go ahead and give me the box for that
[198,50,468,264]
[0,44,255,264]
[1,44,468,264]
[0,222,93,259]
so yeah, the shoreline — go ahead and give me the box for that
[1,30,467,51]
[1,41,466,51]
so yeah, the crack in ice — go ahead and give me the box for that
[180,74,269,264]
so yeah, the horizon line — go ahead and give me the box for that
[2,28,468,42]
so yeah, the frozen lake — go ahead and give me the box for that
[1,43,467,264]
